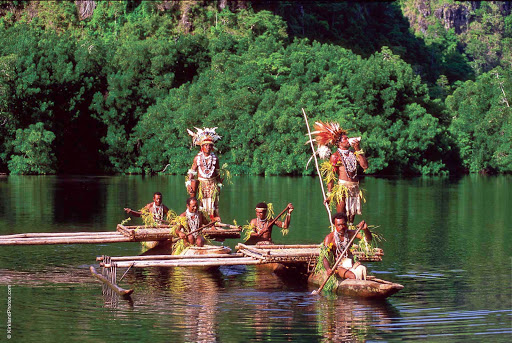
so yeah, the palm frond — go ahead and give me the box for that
[241,223,255,242]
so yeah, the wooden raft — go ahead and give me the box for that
[97,253,262,268]
[117,224,241,241]
[235,244,384,263]
[94,244,383,270]
[0,231,132,245]
[0,225,240,246]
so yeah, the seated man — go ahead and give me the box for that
[124,192,169,222]
[246,202,293,245]
[322,212,372,280]
[178,197,210,247]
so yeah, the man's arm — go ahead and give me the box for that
[353,220,372,242]
[352,141,368,170]
[124,203,150,217]
[187,156,199,196]
[214,155,221,180]
[322,234,334,274]
[177,213,188,239]
[275,204,294,228]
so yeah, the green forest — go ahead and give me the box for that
[0,0,510,176]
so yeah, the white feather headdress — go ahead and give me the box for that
[187,127,222,146]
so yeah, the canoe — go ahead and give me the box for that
[308,271,403,299]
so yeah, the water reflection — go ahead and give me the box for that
[0,175,510,342]
[315,297,399,342]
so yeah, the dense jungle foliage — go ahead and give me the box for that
[0,1,510,175]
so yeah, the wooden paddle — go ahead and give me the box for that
[171,220,218,243]
[311,225,362,295]
[256,204,292,237]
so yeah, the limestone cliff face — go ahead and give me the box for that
[403,0,511,36]
[433,3,470,34]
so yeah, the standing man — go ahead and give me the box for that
[313,121,368,224]
[178,197,210,247]
[321,212,372,280]
[246,202,294,245]
[186,127,222,221]
[124,192,169,222]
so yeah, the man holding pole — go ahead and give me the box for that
[177,197,211,247]
[124,192,169,222]
[246,202,294,245]
[312,121,368,224]
[322,212,372,280]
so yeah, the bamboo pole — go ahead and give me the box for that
[0,234,123,241]
[257,251,320,258]
[239,244,321,249]
[0,236,132,245]
[237,249,266,261]
[112,257,263,268]
[90,266,133,297]
[98,253,243,262]
[2,231,121,238]
[302,108,333,226]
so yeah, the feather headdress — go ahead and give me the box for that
[311,121,347,147]
[305,121,347,165]
[187,127,222,146]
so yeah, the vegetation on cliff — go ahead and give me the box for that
[0,1,509,175]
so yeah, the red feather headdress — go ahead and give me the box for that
[311,121,347,146]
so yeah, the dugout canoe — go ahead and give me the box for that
[308,271,403,299]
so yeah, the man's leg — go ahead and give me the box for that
[336,267,356,279]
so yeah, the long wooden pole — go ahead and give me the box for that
[311,226,362,295]
[172,220,217,243]
[111,257,262,268]
[98,253,243,262]
[0,236,131,245]
[302,108,333,225]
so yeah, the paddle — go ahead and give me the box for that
[256,204,292,237]
[172,220,218,243]
[311,225,362,295]
[302,108,333,226]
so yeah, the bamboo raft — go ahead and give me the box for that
[0,225,241,246]
[96,244,322,269]
[93,244,395,298]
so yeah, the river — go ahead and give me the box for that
[0,174,510,342]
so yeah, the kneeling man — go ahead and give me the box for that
[322,212,372,280]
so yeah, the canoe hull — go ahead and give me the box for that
[308,272,403,299]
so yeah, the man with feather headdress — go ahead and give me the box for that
[186,127,222,221]
[312,121,368,224]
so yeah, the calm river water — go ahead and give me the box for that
[0,175,510,342]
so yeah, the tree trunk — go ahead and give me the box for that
[75,0,96,20]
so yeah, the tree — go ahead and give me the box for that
[6,122,56,174]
